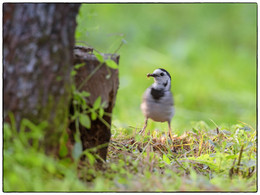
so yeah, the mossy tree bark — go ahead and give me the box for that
[3,3,80,155]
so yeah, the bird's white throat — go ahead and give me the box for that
[152,79,171,91]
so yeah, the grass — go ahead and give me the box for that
[4,119,257,191]
[105,122,256,191]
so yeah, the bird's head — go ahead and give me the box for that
[147,68,172,90]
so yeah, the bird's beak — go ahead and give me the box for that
[147,73,157,78]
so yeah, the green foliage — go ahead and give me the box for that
[104,122,256,191]
[79,113,91,129]
[3,121,86,191]
[70,62,108,131]
[162,154,171,165]
[76,3,256,131]
[93,50,119,69]
[93,50,104,63]
[4,119,256,191]
[105,59,118,69]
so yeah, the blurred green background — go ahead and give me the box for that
[76,3,257,134]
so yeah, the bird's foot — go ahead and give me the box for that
[168,131,175,141]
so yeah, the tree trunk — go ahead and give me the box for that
[69,46,119,170]
[3,3,80,155]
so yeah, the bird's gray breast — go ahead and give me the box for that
[141,87,174,122]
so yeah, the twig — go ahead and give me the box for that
[78,62,104,91]
[209,119,218,127]
[155,145,188,173]
[236,145,244,174]
[113,39,125,54]
[172,143,192,147]
[75,41,102,53]
[238,120,255,131]
[97,114,111,129]
[135,140,152,162]
[82,142,109,154]
[198,134,204,156]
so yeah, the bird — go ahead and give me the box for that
[139,68,174,140]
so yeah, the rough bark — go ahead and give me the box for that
[3,3,80,155]
[69,46,119,167]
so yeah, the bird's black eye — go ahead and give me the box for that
[160,73,164,76]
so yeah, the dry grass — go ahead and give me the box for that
[106,125,256,191]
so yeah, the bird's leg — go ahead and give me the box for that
[167,121,174,140]
[139,118,148,135]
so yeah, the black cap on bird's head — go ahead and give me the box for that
[147,68,171,80]
[159,68,171,79]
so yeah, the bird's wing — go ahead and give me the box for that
[161,91,174,106]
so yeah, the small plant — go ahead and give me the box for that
[3,115,86,191]
[69,50,119,162]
